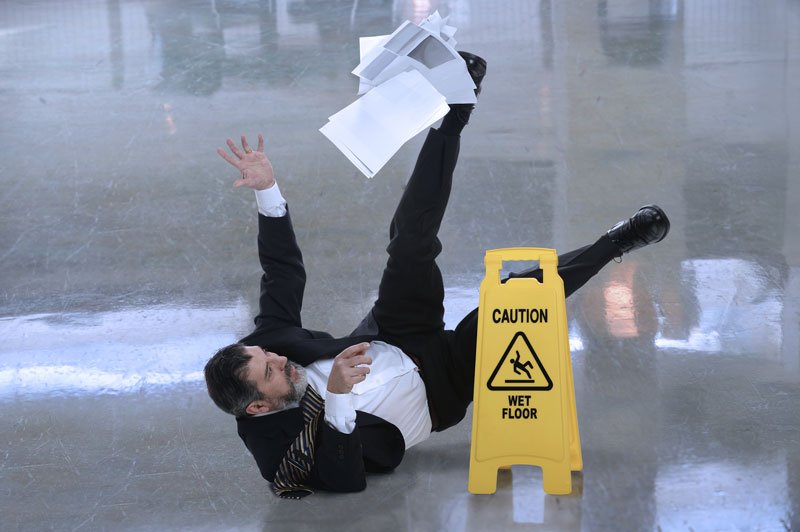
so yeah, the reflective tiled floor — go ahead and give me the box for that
[2,1,799,530]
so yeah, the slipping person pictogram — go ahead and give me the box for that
[511,350,534,381]
[487,331,553,390]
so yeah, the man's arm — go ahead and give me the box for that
[217,134,306,330]
[308,343,400,492]
[217,134,275,191]
[323,343,372,433]
[308,414,405,492]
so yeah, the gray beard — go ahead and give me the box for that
[279,361,308,407]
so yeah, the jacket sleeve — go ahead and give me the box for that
[252,208,306,330]
[307,413,406,493]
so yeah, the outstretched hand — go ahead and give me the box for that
[217,134,275,191]
[327,343,372,394]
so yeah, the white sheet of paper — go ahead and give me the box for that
[352,14,476,104]
[320,70,449,178]
[357,35,389,95]
[420,11,457,47]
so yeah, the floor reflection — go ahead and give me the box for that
[0,303,247,398]
[444,469,583,531]
[598,0,680,67]
[656,258,784,357]
[656,454,791,529]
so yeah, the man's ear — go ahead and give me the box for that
[246,400,271,416]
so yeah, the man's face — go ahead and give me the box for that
[243,346,307,413]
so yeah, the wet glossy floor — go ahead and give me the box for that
[1,0,799,530]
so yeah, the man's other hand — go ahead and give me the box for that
[327,343,372,394]
[217,134,275,191]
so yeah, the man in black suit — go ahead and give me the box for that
[204,53,670,498]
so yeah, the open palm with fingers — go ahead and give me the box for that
[217,134,275,191]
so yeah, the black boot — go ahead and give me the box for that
[607,205,670,255]
[458,51,487,96]
[439,52,487,136]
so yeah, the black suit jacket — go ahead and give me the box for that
[236,210,407,492]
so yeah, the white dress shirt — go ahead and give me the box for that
[255,185,432,449]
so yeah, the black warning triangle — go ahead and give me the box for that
[486,331,553,391]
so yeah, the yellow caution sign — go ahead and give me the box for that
[468,248,582,495]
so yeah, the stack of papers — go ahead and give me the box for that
[354,11,476,104]
[320,70,449,178]
[319,11,476,178]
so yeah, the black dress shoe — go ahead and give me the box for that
[458,51,487,96]
[607,204,670,254]
[439,52,487,135]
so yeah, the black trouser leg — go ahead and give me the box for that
[369,129,460,337]
[506,235,619,297]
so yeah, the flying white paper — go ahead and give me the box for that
[320,11,475,178]
[320,70,449,178]
[353,12,475,104]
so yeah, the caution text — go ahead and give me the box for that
[492,308,548,324]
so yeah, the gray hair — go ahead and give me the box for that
[204,343,263,417]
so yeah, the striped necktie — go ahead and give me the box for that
[272,386,325,499]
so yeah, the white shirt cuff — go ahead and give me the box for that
[255,183,287,217]
[324,390,356,434]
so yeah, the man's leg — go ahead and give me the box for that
[364,52,487,337]
[367,127,460,338]
[505,235,619,297]
[351,52,487,339]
